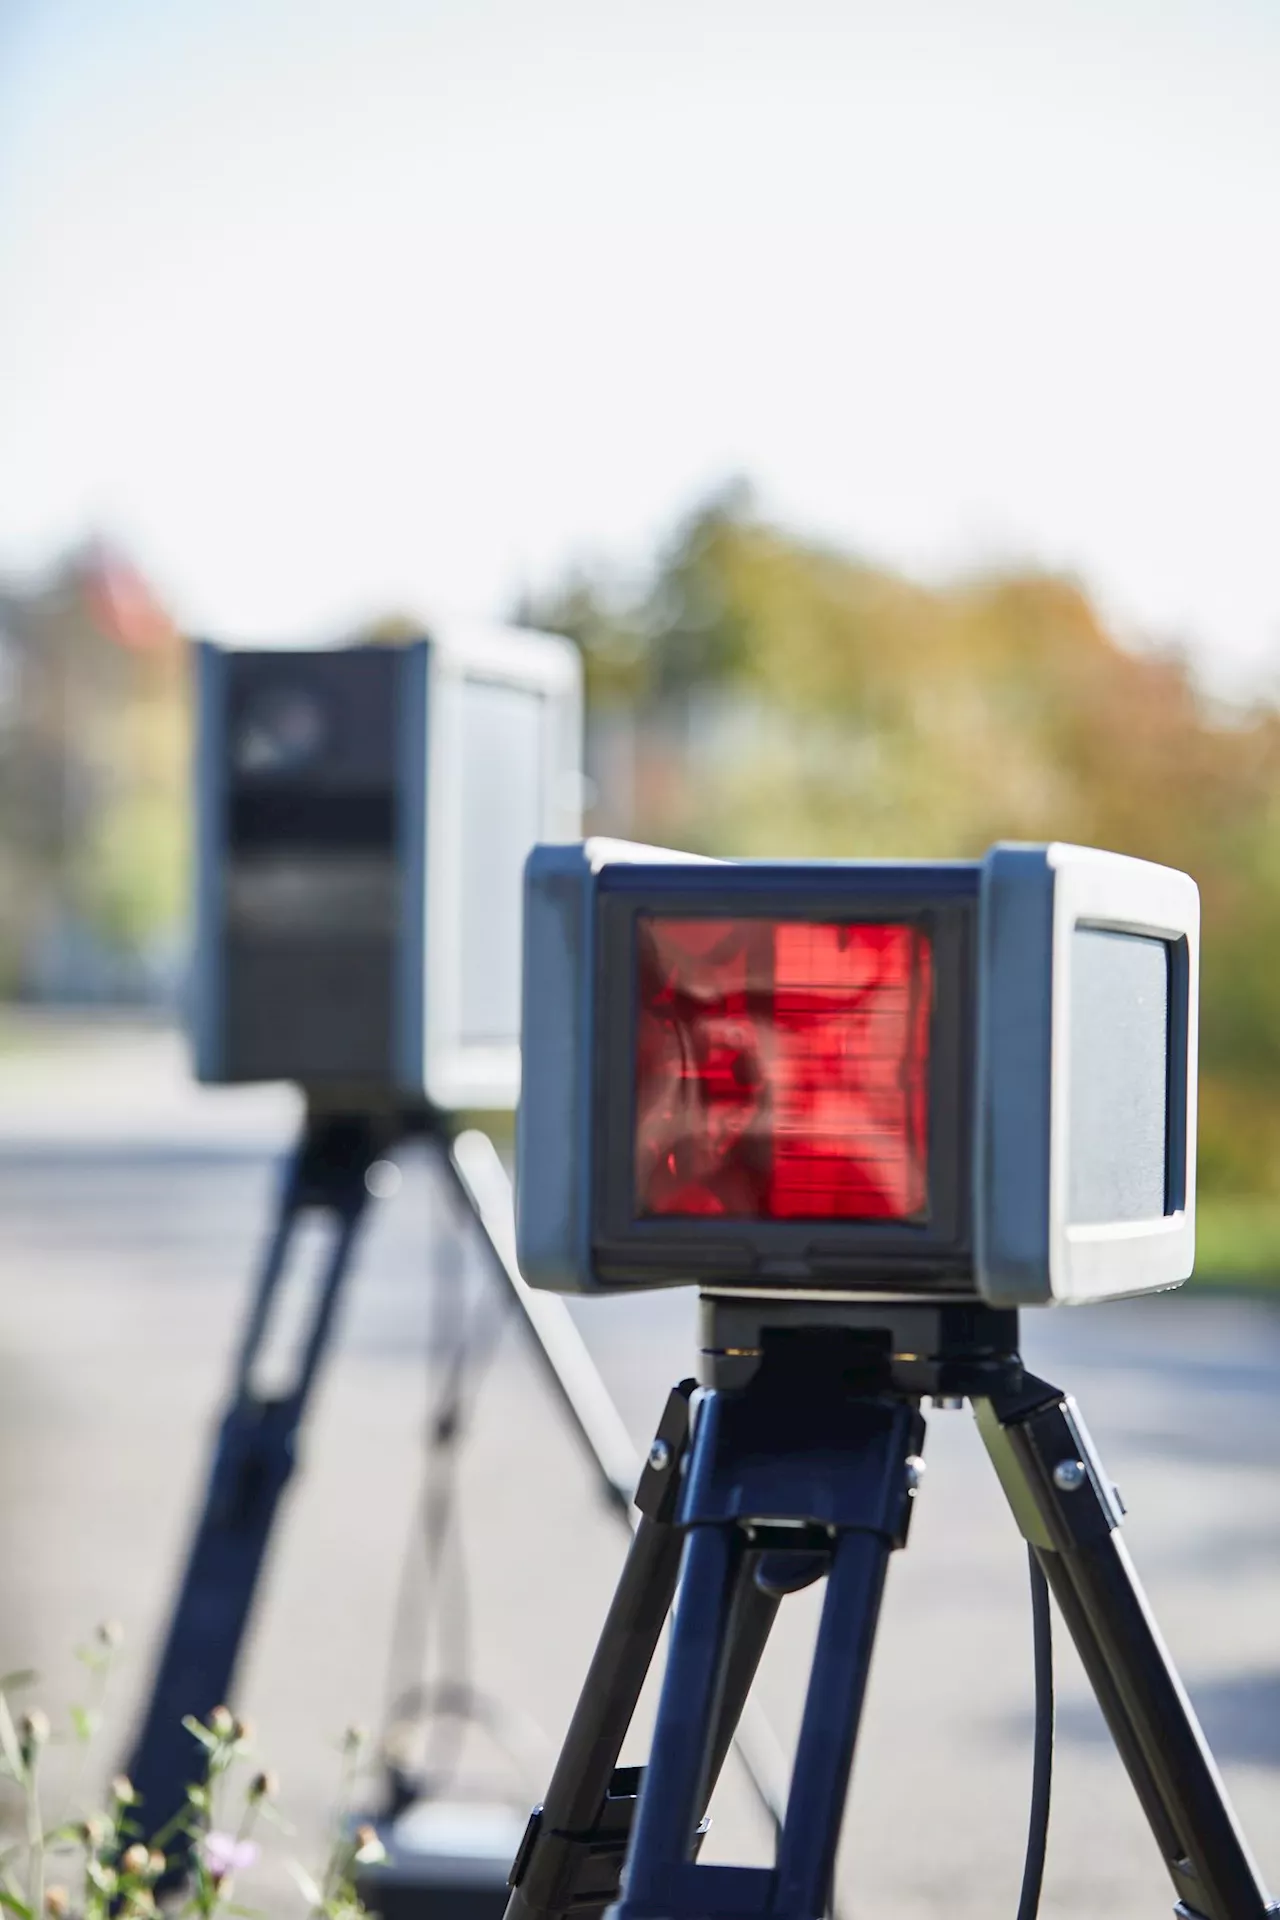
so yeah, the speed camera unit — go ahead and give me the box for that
[193,624,581,1108]
[515,839,1198,1306]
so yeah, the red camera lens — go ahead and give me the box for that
[634,917,932,1221]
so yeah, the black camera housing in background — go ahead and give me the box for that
[211,645,401,1085]
[192,628,581,1107]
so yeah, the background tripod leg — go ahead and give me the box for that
[443,1133,644,1512]
[976,1376,1277,1920]
[446,1129,790,1831]
[123,1112,382,1859]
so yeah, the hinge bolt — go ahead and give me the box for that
[648,1438,673,1471]
[1053,1459,1087,1492]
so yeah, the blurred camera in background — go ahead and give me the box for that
[191,623,582,1110]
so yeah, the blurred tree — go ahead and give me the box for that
[0,543,188,1000]
[525,489,1280,1199]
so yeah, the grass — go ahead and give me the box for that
[1192,1196,1280,1290]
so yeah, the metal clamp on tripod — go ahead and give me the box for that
[505,1301,1276,1920]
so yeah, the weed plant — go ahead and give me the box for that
[0,1628,382,1920]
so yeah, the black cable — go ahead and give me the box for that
[1016,1546,1054,1920]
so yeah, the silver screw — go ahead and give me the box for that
[647,1438,672,1472]
[905,1456,926,1492]
[1053,1459,1087,1492]
[364,1159,402,1200]
[932,1395,964,1412]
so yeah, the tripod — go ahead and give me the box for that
[505,1296,1277,1920]
[123,1105,782,1858]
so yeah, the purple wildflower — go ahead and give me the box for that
[200,1832,259,1881]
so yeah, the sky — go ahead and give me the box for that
[1,0,1278,689]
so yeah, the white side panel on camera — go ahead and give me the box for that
[976,842,1199,1306]
[1046,843,1198,1304]
[419,620,583,1111]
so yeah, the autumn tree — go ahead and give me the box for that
[527,488,1280,1201]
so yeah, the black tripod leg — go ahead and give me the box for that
[620,1380,920,1920]
[624,1525,746,1879]
[506,1385,696,1920]
[773,1527,892,1918]
[124,1112,383,1856]
[703,1557,784,1809]
[506,1387,787,1920]
[976,1376,1278,1920]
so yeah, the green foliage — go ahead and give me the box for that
[73,789,187,956]
[0,1632,379,1920]
[0,556,189,992]
[1194,1198,1280,1286]
[526,489,1280,1207]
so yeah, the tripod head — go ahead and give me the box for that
[696,1292,1023,1399]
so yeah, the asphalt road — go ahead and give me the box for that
[0,1022,1277,1917]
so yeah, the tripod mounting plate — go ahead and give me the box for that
[698,1293,1023,1399]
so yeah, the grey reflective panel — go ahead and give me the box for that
[458,679,545,1045]
[1067,928,1169,1224]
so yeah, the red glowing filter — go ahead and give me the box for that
[634,917,932,1221]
